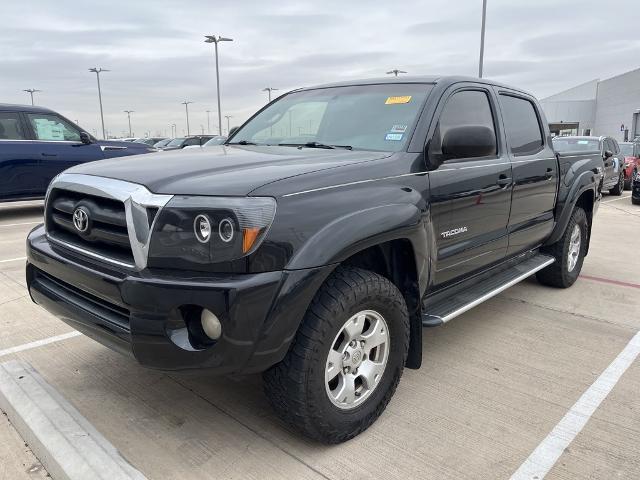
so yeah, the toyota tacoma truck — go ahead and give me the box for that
[26,76,602,443]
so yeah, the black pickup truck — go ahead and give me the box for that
[26,76,602,443]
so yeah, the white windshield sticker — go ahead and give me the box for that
[385,133,403,141]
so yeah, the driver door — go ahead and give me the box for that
[24,112,104,192]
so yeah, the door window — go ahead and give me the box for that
[499,95,544,156]
[26,113,81,142]
[429,90,497,162]
[0,112,27,140]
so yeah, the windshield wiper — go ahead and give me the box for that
[279,141,353,150]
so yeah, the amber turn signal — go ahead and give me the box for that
[242,227,261,253]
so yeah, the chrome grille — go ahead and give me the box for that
[44,173,173,270]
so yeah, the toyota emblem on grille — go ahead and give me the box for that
[72,207,90,233]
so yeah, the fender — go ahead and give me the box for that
[544,169,597,246]
[286,203,428,272]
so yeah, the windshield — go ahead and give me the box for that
[167,137,185,147]
[553,137,600,153]
[230,83,433,152]
[619,143,634,156]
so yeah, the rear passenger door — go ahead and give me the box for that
[0,111,41,200]
[496,92,557,256]
[428,85,512,286]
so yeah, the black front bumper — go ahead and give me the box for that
[26,226,333,374]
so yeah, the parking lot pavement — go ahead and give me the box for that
[0,194,638,480]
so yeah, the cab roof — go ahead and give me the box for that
[300,75,531,95]
[0,103,56,114]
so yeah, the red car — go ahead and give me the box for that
[620,142,640,190]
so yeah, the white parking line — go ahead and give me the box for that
[510,331,640,480]
[0,256,27,264]
[0,332,82,358]
[0,221,41,227]
[602,195,632,204]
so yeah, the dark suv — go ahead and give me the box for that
[26,76,601,443]
[0,104,155,202]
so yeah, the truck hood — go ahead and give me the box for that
[66,145,392,196]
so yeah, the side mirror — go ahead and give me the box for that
[604,150,613,159]
[441,125,496,161]
[79,131,92,145]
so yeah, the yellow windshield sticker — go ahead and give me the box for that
[385,95,412,105]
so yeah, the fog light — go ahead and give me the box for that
[200,309,222,340]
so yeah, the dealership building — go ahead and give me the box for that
[540,67,640,141]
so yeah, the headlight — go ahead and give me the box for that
[147,196,276,269]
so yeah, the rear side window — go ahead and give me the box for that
[499,95,544,156]
[0,112,27,140]
[429,90,497,161]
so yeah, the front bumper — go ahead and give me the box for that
[26,225,332,374]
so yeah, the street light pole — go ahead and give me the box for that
[206,110,211,133]
[181,101,193,135]
[89,67,110,139]
[478,0,488,78]
[171,123,177,137]
[224,115,232,135]
[124,110,134,137]
[262,87,279,102]
[204,35,233,136]
[23,89,41,105]
[386,69,407,77]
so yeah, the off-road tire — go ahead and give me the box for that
[263,266,409,444]
[536,207,588,288]
[609,172,624,195]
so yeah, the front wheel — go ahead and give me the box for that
[537,206,588,288]
[263,266,409,443]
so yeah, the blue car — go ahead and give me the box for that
[0,104,155,202]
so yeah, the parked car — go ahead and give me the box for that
[134,137,167,146]
[619,141,639,189]
[153,138,172,149]
[161,135,215,150]
[0,104,156,202]
[26,76,601,443]
[553,135,624,195]
[183,136,227,149]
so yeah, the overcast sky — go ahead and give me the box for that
[2,0,639,138]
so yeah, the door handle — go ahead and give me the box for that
[41,153,58,157]
[545,167,554,179]
[497,174,511,186]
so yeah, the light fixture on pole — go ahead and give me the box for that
[89,67,110,139]
[224,115,232,135]
[478,0,488,78]
[124,110,134,137]
[386,69,407,77]
[23,89,41,105]
[204,34,233,136]
[262,87,279,102]
[181,101,193,136]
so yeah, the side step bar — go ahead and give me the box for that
[421,254,555,327]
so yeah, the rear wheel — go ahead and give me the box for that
[610,172,624,195]
[263,266,409,443]
[537,207,588,288]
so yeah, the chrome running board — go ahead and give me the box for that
[421,254,555,327]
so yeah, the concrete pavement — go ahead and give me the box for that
[0,194,638,479]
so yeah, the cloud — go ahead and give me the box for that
[1,0,638,136]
